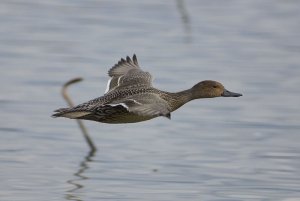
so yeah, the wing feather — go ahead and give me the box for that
[111,94,170,118]
[105,55,153,93]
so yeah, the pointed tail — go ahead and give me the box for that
[52,108,91,119]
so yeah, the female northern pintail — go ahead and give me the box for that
[52,55,242,123]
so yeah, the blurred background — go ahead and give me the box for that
[0,0,300,200]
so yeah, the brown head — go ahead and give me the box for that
[191,80,242,99]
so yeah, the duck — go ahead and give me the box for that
[52,54,242,123]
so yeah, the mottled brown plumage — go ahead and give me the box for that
[52,55,242,123]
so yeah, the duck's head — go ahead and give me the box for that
[191,80,242,99]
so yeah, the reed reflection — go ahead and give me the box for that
[65,150,96,201]
[59,78,98,200]
[176,0,192,42]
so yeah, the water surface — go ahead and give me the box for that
[1,0,300,200]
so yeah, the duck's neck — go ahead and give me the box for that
[163,88,195,112]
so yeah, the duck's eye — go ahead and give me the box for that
[213,85,218,88]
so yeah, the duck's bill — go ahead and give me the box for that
[222,89,242,97]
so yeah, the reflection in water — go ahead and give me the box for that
[176,0,192,42]
[65,150,96,201]
[62,78,98,200]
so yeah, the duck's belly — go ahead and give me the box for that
[102,113,155,124]
[81,112,156,124]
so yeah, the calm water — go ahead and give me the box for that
[1,0,300,200]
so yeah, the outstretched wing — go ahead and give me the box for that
[105,54,153,93]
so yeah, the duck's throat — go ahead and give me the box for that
[163,89,194,112]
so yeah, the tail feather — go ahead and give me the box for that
[52,107,70,117]
[52,107,91,119]
[53,108,69,113]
